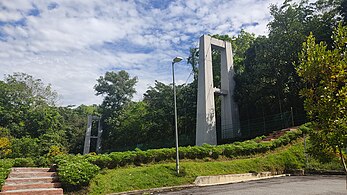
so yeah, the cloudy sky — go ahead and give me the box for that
[0,0,284,106]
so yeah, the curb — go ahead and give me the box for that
[305,170,345,175]
[108,172,289,195]
[194,172,288,186]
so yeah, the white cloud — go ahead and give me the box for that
[0,0,283,106]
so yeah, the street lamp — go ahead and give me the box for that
[172,56,183,175]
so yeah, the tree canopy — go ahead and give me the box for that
[94,70,137,151]
[296,23,347,169]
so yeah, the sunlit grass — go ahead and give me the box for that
[88,142,306,195]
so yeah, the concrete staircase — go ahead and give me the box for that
[0,167,63,195]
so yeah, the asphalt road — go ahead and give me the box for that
[159,175,346,195]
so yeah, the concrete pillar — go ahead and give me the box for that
[83,115,92,154]
[196,35,217,146]
[220,41,241,139]
[96,120,103,153]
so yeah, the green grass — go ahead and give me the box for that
[87,141,306,195]
[306,157,343,171]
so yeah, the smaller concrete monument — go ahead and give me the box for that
[83,115,103,154]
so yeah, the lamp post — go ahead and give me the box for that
[172,56,183,175]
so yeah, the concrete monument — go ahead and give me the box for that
[83,115,103,154]
[196,35,240,146]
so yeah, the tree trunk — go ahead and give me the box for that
[338,147,347,190]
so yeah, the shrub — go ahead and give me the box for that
[10,137,41,158]
[222,144,236,158]
[34,156,52,167]
[0,159,13,190]
[119,151,137,166]
[0,137,12,158]
[12,158,35,167]
[85,154,113,168]
[133,148,150,165]
[57,159,100,190]
[47,145,67,157]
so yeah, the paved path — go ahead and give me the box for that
[160,175,346,195]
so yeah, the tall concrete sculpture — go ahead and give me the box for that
[196,35,240,146]
[83,115,103,154]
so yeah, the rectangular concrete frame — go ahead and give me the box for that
[196,35,240,146]
[83,115,102,154]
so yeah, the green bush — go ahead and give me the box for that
[57,159,100,190]
[0,159,13,190]
[10,137,41,158]
[12,158,35,167]
[34,156,52,167]
[85,154,113,168]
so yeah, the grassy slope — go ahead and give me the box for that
[88,141,306,195]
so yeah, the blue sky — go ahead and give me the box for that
[0,0,283,106]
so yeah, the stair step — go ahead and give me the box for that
[2,183,61,191]
[5,177,59,185]
[1,167,62,195]
[11,168,52,172]
[0,188,63,195]
[9,172,57,178]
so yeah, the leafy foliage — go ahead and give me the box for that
[9,137,41,158]
[234,0,341,129]
[94,71,137,151]
[0,127,12,158]
[0,72,101,156]
[0,159,13,190]
[58,104,98,154]
[12,158,36,167]
[142,80,197,148]
[56,158,100,190]
[0,73,61,138]
[296,23,347,169]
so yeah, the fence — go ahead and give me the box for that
[239,107,307,140]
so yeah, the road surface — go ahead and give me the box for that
[160,175,346,195]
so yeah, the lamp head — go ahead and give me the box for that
[172,56,183,63]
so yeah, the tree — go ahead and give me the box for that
[94,70,137,151]
[339,0,347,24]
[143,81,176,147]
[233,0,341,134]
[296,23,347,177]
[4,72,58,106]
[187,48,199,80]
[230,30,256,74]
[0,73,62,138]
[142,80,197,148]
[113,101,149,150]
